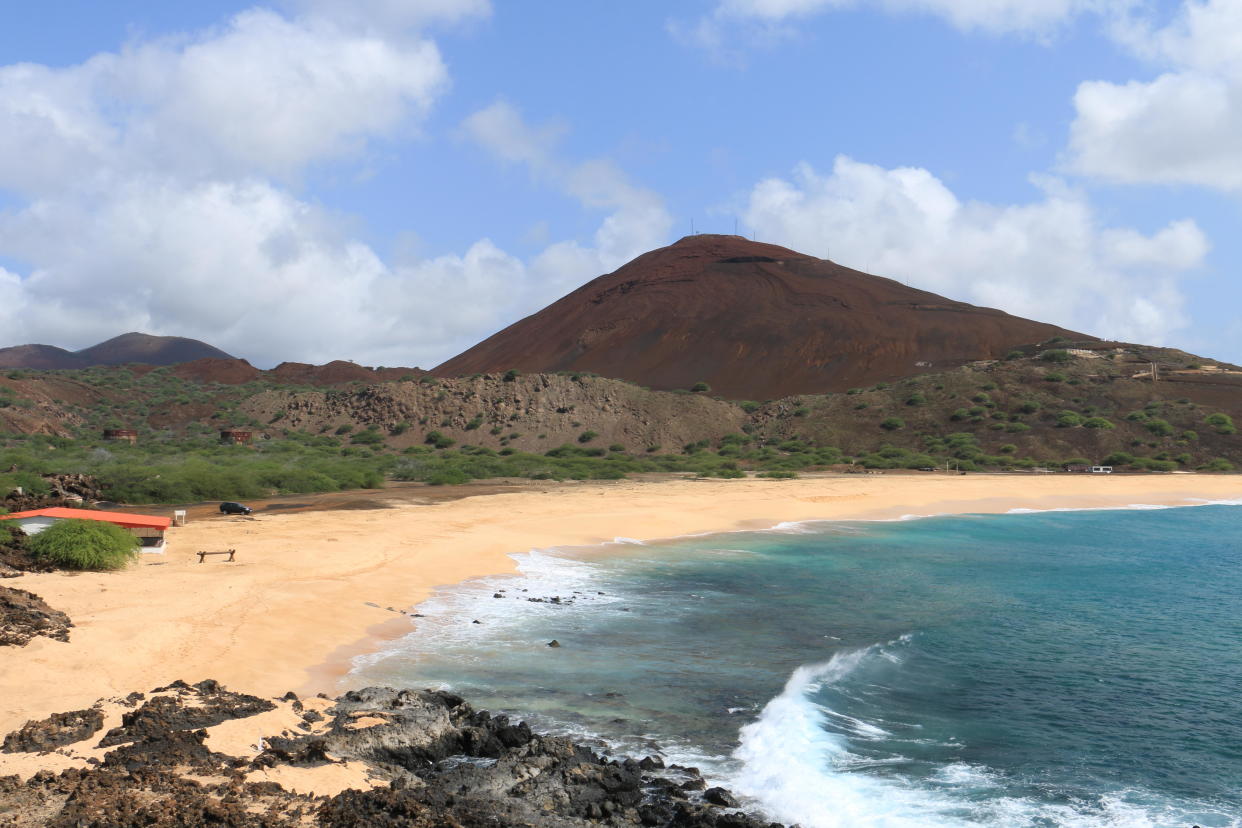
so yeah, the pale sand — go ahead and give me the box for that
[3,473,1240,743]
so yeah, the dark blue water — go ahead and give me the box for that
[352,504,1242,827]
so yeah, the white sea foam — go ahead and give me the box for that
[729,646,1241,828]
[349,546,627,673]
[730,643,978,828]
[1007,498,1242,516]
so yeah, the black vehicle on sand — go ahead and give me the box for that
[219,502,252,515]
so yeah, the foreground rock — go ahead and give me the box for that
[0,680,782,828]
[0,587,72,646]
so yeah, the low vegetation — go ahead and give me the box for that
[0,339,1237,503]
[27,519,140,571]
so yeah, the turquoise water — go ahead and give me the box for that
[352,504,1242,827]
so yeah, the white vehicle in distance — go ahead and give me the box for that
[1090,466,1113,474]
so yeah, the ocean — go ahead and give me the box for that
[350,503,1242,828]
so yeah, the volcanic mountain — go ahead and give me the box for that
[0,333,233,370]
[435,235,1092,399]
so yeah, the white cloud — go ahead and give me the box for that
[460,99,563,169]
[0,7,511,368]
[1068,0,1242,190]
[463,101,674,279]
[742,156,1207,345]
[282,0,492,32]
[0,179,534,367]
[0,9,449,189]
[0,22,672,369]
[676,0,1126,50]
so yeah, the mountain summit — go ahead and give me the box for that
[0,333,233,370]
[435,234,1090,399]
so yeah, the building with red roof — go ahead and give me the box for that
[0,507,171,550]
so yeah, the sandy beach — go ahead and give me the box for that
[3,473,1240,739]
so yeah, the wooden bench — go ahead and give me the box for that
[197,549,237,564]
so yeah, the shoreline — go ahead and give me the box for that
[2,473,1240,739]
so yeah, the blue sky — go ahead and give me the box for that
[0,0,1238,368]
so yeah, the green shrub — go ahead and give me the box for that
[1017,401,1041,414]
[880,417,904,431]
[757,470,798,479]
[1102,452,1134,466]
[1044,372,1066,383]
[1005,350,1024,360]
[906,394,925,406]
[690,381,711,393]
[1206,413,1236,435]
[28,519,140,571]
[464,416,483,431]
[578,430,599,444]
[1082,417,1115,430]
[739,401,760,413]
[425,431,455,449]
[1056,411,1084,428]
[1145,418,1175,437]
[426,468,470,486]
[1200,458,1234,472]
[502,369,520,382]
[1039,349,1071,363]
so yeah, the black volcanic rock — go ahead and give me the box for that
[0,587,72,647]
[2,709,103,753]
[0,681,782,828]
[435,234,1091,399]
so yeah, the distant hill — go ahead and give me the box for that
[75,333,233,366]
[0,333,233,370]
[435,234,1091,399]
[0,344,84,370]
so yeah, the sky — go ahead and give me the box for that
[0,0,1239,369]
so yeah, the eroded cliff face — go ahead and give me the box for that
[435,234,1088,399]
[238,373,748,454]
[0,680,781,828]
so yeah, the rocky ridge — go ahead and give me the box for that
[0,680,782,828]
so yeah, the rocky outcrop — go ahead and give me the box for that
[2,710,103,753]
[238,373,747,455]
[0,587,72,646]
[0,681,783,828]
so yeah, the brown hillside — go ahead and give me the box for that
[435,235,1091,399]
[269,361,426,386]
[75,332,233,366]
[0,333,233,370]
[0,345,85,370]
[171,358,262,385]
